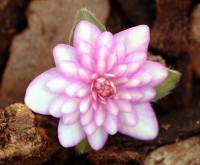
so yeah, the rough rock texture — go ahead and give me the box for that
[150,0,193,110]
[144,136,200,165]
[190,4,200,78]
[0,0,109,108]
[150,0,190,57]
[0,0,30,78]
[116,0,155,26]
[0,103,63,165]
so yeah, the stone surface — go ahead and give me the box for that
[0,0,109,107]
[150,0,190,57]
[144,136,200,165]
[117,0,155,25]
[0,103,62,165]
[0,0,30,78]
[190,4,200,78]
[89,148,144,165]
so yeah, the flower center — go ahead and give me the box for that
[91,76,116,103]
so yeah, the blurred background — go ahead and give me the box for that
[0,0,200,165]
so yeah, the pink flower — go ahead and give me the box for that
[25,20,168,150]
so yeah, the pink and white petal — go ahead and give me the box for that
[139,87,156,102]
[49,95,67,118]
[114,25,150,60]
[96,32,113,49]
[73,20,101,46]
[80,54,95,71]
[119,103,159,140]
[103,114,118,135]
[76,41,93,55]
[25,68,59,115]
[80,108,93,126]
[122,71,152,88]
[97,59,107,74]
[61,98,79,114]
[124,62,141,76]
[113,77,129,86]
[46,76,69,93]
[106,101,119,115]
[115,100,132,112]
[94,105,105,126]
[142,61,168,86]
[58,121,85,147]
[65,82,85,97]
[57,61,79,79]
[62,111,80,124]
[119,111,137,126]
[53,44,77,65]
[84,121,97,135]
[78,68,93,83]
[107,51,118,71]
[87,127,108,150]
[76,86,90,98]
[124,52,147,64]
[80,96,92,113]
[114,89,132,100]
[110,64,128,77]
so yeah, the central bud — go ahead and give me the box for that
[91,76,116,103]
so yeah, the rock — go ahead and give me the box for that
[89,148,144,165]
[190,4,200,78]
[0,103,63,165]
[150,0,191,57]
[116,0,155,25]
[144,136,200,165]
[0,0,30,78]
[1,0,110,107]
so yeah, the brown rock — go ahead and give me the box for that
[89,148,144,165]
[144,136,200,165]
[0,0,30,78]
[1,0,109,107]
[150,0,190,57]
[0,103,62,165]
[116,0,155,25]
[190,4,200,78]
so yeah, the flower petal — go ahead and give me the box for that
[114,25,150,60]
[58,121,85,147]
[94,105,105,126]
[104,114,118,135]
[106,101,119,115]
[142,61,168,86]
[74,20,101,46]
[62,111,80,124]
[61,98,79,114]
[53,44,76,65]
[119,111,137,126]
[123,71,152,88]
[49,95,67,118]
[140,87,156,101]
[80,108,93,126]
[25,68,58,115]
[46,76,69,93]
[115,100,132,112]
[87,127,108,150]
[80,96,92,113]
[65,82,85,97]
[76,41,93,55]
[83,121,97,135]
[119,103,158,140]
[57,61,79,79]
